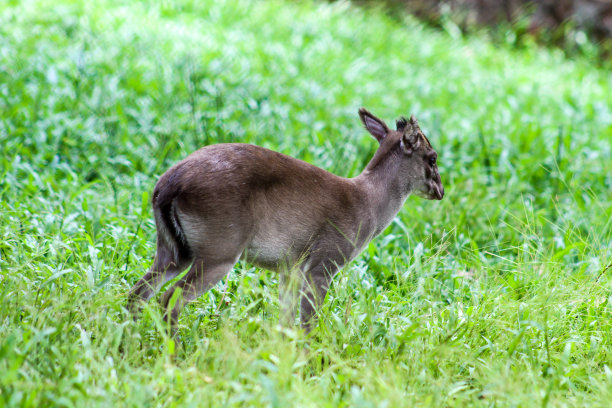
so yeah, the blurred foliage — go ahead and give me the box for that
[354,0,612,65]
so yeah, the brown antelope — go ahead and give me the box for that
[127,108,444,334]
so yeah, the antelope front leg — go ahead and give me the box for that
[279,272,300,328]
[299,263,339,334]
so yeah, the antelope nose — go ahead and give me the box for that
[437,185,444,200]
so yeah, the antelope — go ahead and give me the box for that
[127,108,444,335]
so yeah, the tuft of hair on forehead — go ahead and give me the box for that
[396,116,408,131]
[397,115,421,132]
[400,114,433,148]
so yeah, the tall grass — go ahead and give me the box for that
[0,0,610,406]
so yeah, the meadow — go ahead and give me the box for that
[0,0,611,406]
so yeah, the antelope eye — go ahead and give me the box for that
[429,156,436,166]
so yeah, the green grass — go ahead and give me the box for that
[1,0,611,406]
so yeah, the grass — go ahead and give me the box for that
[0,0,611,406]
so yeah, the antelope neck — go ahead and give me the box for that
[353,154,411,236]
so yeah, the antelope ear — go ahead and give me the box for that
[359,108,389,143]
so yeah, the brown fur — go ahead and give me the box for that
[127,108,444,335]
